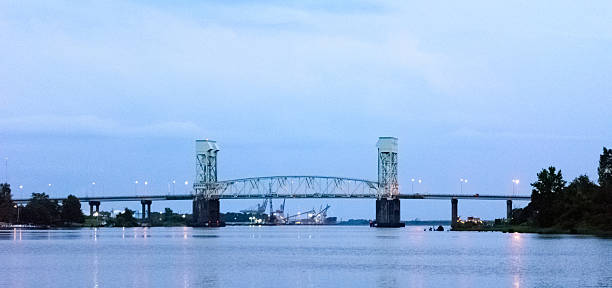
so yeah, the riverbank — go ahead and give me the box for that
[453,224,612,236]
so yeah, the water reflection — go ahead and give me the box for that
[13,228,22,241]
[0,227,610,288]
[509,232,523,288]
[92,246,99,288]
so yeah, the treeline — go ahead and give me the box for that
[511,147,612,232]
[0,185,84,226]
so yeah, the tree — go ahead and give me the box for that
[164,208,173,221]
[566,175,598,202]
[61,195,84,224]
[114,208,138,227]
[530,167,566,227]
[598,147,612,188]
[0,183,15,222]
[21,193,60,225]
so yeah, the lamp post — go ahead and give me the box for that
[134,180,138,195]
[411,179,415,193]
[91,181,96,197]
[13,204,20,224]
[93,211,99,227]
[144,181,148,195]
[172,180,176,195]
[184,180,189,193]
[460,178,468,194]
[18,185,23,199]
[512,179,520,195]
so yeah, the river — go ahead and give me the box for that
[0,226,611,287]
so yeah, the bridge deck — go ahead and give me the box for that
[13,193,530,204]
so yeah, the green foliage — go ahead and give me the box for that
[513,148,612,232]
[0,183,15,222]
[114,208,138,227]
[530,167,566,227]
[61,195,84,224]
[146,208,188,226]
[22,193,60,225]
[598,147,612,188]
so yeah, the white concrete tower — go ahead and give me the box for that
[376,137,398,198]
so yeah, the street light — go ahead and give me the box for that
[512,179,520,195]
[93,211,99,227]
[411,179,415,194]
[14,204,20,224]
[134,180,139,195]
[460,178,468,194]
[416,179,422,193]
[18,185,23,198]
[144,181,148,194]
[172,180,176,195]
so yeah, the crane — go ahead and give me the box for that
[240,199,268,214]
[284,209,315,224]
[310,205,331,223]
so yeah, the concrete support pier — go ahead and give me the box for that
[451,198,458,229]
[506,200,513,221]
[192,198,225,227]
[140,200,152,221]
[372,198,404,228]
[88,201,100,216]
[141,201,146,220]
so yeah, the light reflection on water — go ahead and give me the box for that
[0,226,611,288]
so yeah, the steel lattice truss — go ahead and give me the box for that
[193,176,380,199]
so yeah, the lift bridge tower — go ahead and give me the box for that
[374,137,404,227]
[192,139,225,227]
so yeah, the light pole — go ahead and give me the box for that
[48,183,52,195]
[512,179,520,195]
[411,179,415,193]
[184,180,189,193]
[13,204,20,224]
[93,211,99,227]
[18,185,23,199]
[91,181,96,197]
[460,178,468,193]
[172,180,176,195]
[144,181,148,195]
[134,180,139,195]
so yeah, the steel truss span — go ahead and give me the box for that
[193,176,380,199]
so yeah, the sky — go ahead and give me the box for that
[1,0,611,220]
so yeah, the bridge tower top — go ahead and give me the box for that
[195,139,219,198]
[377,137,398,198]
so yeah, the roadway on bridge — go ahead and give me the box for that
[13,193,530,204]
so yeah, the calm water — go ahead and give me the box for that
[1,226,611,288]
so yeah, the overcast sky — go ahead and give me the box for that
[1,0,611,220]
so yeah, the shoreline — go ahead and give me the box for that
[452,225,612,237]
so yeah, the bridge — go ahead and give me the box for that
[13,138,531,228]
